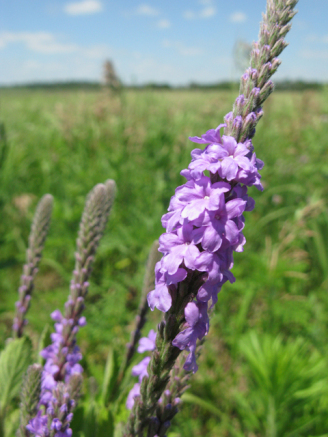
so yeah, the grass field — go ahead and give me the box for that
[1,87,328,436]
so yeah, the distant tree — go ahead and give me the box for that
[103,60,121,91]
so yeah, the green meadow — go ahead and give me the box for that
[1,87,328,436]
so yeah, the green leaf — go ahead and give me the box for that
[101,348,119,406]
[182,392,222,418]
[96,406,114,437]
[0,337,32,414]
[83,402,97,437]
[257,206,295,228]
[4,409,20,437]
[70,405,84,436]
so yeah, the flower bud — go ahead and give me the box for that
[271,57,282,75]
[243,88,260,116]
[259,80,274,104]
[233,94,245,116]
[258,62,272,87]
[279,23,292,38]
[251,48,260,68]
[271,39,288,58]
[260,45,271,66]
[259,23,270,46]
[231,115,242,140]
[223,111,233,135]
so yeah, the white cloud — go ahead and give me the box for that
[230,12,247,23]
[183,2,216,20]
[136,4,159,16]
[156,19,171,29]
[0,31,111,59]
[200,6,216,18]
[0,32,78,54]
[163,40,203,57]
[64,0,103,15]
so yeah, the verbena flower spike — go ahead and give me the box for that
[13,194,54,338]
[124,1,298,435]
[27,180,116,436]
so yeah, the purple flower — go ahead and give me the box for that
[237,152,264,190]
[51,310,63,322]
[26,411,48,437]
[132,357,150,383]
[147,281,172,312]
[175,176,230,222]
[172,301,209,373]
[229,185,255,212]
[51,419,62,431]
[39,318,84,407]
[159,223,202,275]
[138,329,157,353]
[187,131,262,189]
[55,431,72,437]
[126,383,141,410]
[147,259,185,312]
[195,198,246,253]
[218,136,253,181]
[188,144,228,179]
[189,123,226,144]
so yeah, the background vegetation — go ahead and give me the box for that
[1,87,328,436]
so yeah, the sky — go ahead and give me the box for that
[0,0,327,86]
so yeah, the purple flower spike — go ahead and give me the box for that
[28,181,116,433]
[147,112,263,374]
[124,1,299,434]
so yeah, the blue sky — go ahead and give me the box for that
[0,0,327,86]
